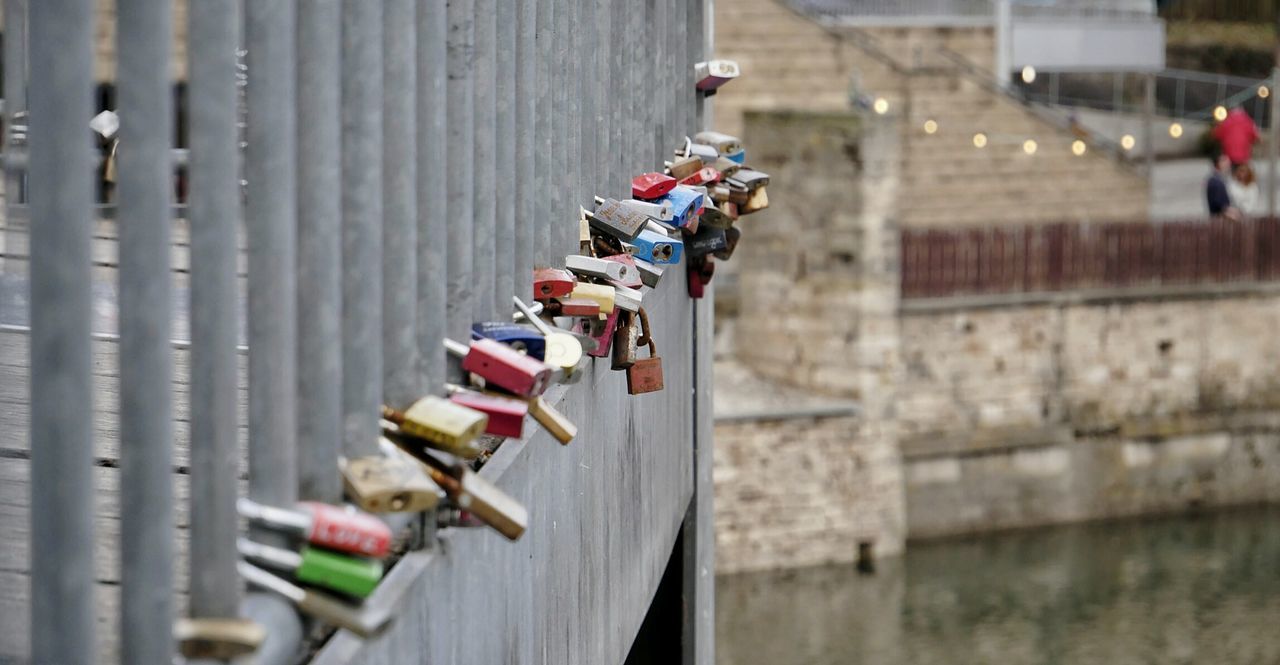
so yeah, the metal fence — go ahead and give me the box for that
[902,218,1280,299]
[1014,68,1272,126]
[4,0,714,663]
[789,0,1155,22]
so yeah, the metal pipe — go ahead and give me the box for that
[472,0,497,321]
[495,0,516,313]
[553,0,568,255]
[384,0,418,409]
[514,0,536,299]
[187,0,242,620]
[342,0,384,458]
[594,0,612,190]
[417,0,448,389]
[117,0,175,659]
[446,0,475,341]
[567,0,583,227]
[535,0,553,266]
[4,0,28,268]
[245,0,299,546]
[28,0,95,661]
[297,0,343,503]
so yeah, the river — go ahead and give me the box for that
[717,507,1280,665]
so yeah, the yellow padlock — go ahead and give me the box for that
[569,282,615,316]
[382,396,487,459]
[341,452,443,513]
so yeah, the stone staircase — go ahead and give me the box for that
[713,0,1150,228]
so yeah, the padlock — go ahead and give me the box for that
[565,254,633,283]
[533,267,576,300]
[381,396,488,459]
[723,148,746,165]
[627,308,664,395]
[444,337,553,398]
[683,140,719,165]
[714,226,742,261]
[237,498,393,558]
[471,322,547,361]
[613,285,643,313]
[667,155,703,180]
[599,253,643,289]
[544,297,601,318]
[633,258,664,288]
[688,226,728,258]
[721,200,740,221]
[381,430,528,541]
[694,131,743,157]
[629,229,683,265]
[341,452,443,513]
[678,166,721,188]
[512,296,585,372]
[587,199,648,241]
[175,618,266,660]
[741,186,769,214]
[238,561,392,638]
[713,156,743,179]
[728,168,770,192]
[568,282,616,315]
[688,256,715,299]
[238,538,384,599]
[447,387,528,439]
[653,185,704,230]
[694,59,740,91]
[526,395,576,444]
[578,306,622,358]
[722,181,750,206]
[699,200,736,230]
[612,310,640,370]
[618,198,674,222]
[632,171,677,199]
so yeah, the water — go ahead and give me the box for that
[717,507,1280,665]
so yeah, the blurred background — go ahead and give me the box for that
[709,1,1280,662]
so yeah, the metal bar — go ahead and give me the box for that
[568,0,583,215]
[495,0,516,312]
[28,0,95,661]
[418,0,448,389]
[117,0,175,659]
[534,0,552,267]
[341,0,384,457]
[612,0,625,190]
[514,0,535,298]
[188,0,242,619]
[245,0,299,544]
[553,0,568,255]
[579,0,597,195]
[472,0,496,321]
[594,0,611,190]
[384,0,418,409]
[446,0,474,341]
[4,0,28,267]
[297,0,343,502]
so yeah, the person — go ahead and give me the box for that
[1227,162,1261,217]
[1206,153,1241,220]
[1212,107,1259,167]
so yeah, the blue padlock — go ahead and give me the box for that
[724,148,745,164]
[471,322,546,361]
[629,229,684,266]
[653,185,704,230]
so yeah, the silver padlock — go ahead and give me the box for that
[695,59,740,91]
[565,254,631,283]
[613,285,643,313]
[586,200,647,241]
[694,131,742,157]
[634,258,664,288]
[619,198,674,222]
[728,168,770,192]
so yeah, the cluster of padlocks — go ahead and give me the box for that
[178,59,761,657]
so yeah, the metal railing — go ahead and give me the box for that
[7,1,713,664]
[1015,68,1273,126]
[789,0,1155,23]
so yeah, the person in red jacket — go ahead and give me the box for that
[1212,107,1260,166]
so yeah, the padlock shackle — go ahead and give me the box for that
[237,497,311,534]
[636,307,657,354]
[442,338,471,358]
[238,537,304,571]
[238,560,304,602]
[513,296,552,336]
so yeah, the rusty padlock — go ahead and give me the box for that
[612,310,640,370]
[626,308,664,395]
[713,226,742,261]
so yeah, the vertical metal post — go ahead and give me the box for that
[472,0,496,321]
[995,0,1011,89]
[384,0,418,408]
[446,0,474,341]
[514,0,535,298]
[1143,72,1155,175]
[567,0,583,212]
[534,0,552,266]
[188,0,242,622]
[4,0,27,265]
[117,0,174,659]
[418,0,448,388]
[28,0,95,661]
[1270,67,1278,220]
[594,0,612,190]
[495,0,516,309]
[579,0,597,194]
[341,0,384,457]
[553,0,568,254]
[611,0,624,191]
[245,0,299,544]
[296,0,343,502]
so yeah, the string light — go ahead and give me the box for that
[1213,105,1228,122]
[923,119,938,134]
[1260,85,1271,99]
[1071,140,1087,156]
[973,132,988,148]
[873,97,889,115]
[1021,66,1037,84]
[1169,122,1184,138]
[1023,139,1038,155]
[1120,134,1136,150]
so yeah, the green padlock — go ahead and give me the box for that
[238,538,384,599]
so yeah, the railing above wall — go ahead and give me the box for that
[901,218,1280,300]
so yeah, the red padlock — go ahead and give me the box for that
[687,256,715,299]
[577,307,623,358]
[632,172,678,200]
[678,166,721,188]
[238,498,393,558]
[445,338,553,398]
[449,391,528,439]
[533,267,576,300]
[599,254,643,289]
